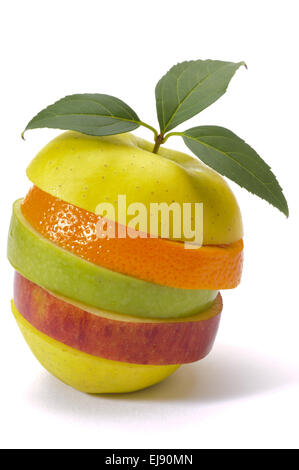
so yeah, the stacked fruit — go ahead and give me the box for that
[8,58,289,394]
[8,131,244,393]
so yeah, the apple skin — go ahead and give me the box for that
[14,272,222,365]
[26,131,243,245]
[11,301,180,394]
[8,200,217,319]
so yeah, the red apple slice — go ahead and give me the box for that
[14,272,222,365]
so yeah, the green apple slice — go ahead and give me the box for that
[26,131,243,245]
[8,200,218,319]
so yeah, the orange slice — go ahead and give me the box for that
[21,186,243,289]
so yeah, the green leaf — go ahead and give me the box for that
[181,126,289,216]
[22,94,141,137]
[155,59,245,134]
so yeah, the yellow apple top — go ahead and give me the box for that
[26,131,243,245]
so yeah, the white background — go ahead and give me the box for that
[1,0,299,449]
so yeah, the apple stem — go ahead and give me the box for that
[152,134,164,154]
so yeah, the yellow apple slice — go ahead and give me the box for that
[26,131,243,245]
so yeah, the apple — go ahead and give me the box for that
[8,200,218,319]
[11,301,180,393]
[26,131,243,245]
[14,272,222,365]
